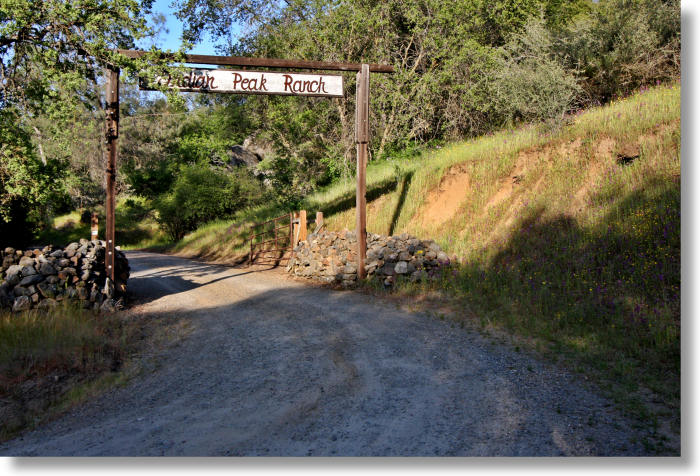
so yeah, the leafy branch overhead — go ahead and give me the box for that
[0,0,189,239]
[0,0,191,112]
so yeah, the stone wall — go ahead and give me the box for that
[287,230,452,286]
[0,239,130,312]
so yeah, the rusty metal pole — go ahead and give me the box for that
[355,64,369,280]
[104,66,119,283]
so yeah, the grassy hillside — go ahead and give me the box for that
[170,83,680,441]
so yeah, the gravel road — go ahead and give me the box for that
[0,251,650,456]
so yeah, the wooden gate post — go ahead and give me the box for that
[355,64,369,279]
[299,210,308,243]
[91,212,99,241]
[104,66,119,283]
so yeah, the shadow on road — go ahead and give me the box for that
[125,252,284,305]
[1,275,653,456]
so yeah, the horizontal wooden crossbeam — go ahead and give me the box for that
[118,50,394,73]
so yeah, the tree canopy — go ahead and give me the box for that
[0,0,681,246]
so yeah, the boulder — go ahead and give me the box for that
[18,274,44,287]
[36,282,57,299]
[13,286,31,297]
[39,261,57,275]
[77,286,89,300]
[100,298,121,313]
[18,256,35,267]
[12,295,31,312]
[5,264,21,280]
[394,261,408,274]
[380,262,396,276]
[343,263,358,275]
[20,265,37,276]
[37,298,58,309]
[227,145,261,168]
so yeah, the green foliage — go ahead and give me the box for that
[257,155,314,210]
[0,0,189,112]
[0,0,192,243]
[559,0,680,102]
[484,18,581,126]
[477,0,543,45]
[0,110,69,246]
[173,0,678,201]
[1,0,681,249]
[123,158,177,199]
[154,166,264,240]
[170,104,250,166]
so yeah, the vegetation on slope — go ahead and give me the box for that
[1,1,680,248]
[172,84,681,439]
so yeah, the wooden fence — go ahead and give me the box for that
[248,210,323,266]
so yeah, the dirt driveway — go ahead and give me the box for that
[0,251,650,456]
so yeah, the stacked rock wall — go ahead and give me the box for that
[0,239,129,312]
[287,230,452,286]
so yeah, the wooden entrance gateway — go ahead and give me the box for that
[103,51,393,282]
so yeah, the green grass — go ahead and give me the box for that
[171,83,680,422]
[36,210,93,246]
[36,197,170,250]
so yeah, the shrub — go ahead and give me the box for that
[154,166,263,240]
[559,0,680,103]
[482,17,581,126]
[79,209,93,225]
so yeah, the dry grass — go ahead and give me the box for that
[0,303,190,441]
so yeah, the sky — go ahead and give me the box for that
[139,0,231,55]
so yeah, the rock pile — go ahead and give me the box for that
[287,230,452,286]
[0,239,130,312]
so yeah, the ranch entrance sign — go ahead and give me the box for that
[142,69,344,97]
[102,50,393,282]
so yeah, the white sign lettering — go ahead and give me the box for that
[141,69,344,97]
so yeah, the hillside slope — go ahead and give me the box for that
[172,83,680,448]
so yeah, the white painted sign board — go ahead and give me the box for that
[140,69,344,97]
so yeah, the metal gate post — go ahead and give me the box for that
[104,66,119,283]
[355,64,369,280]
